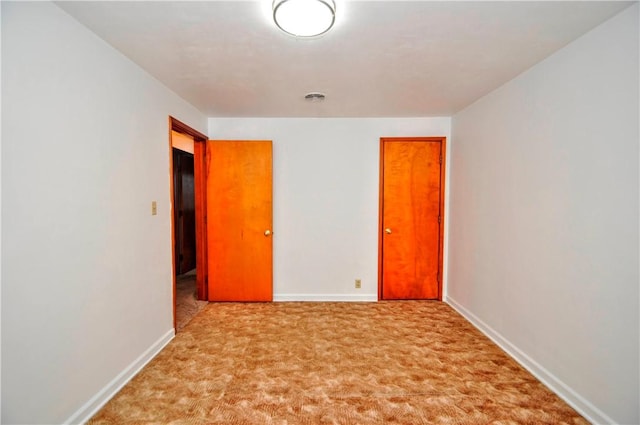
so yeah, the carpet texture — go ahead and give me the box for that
[175,271,208,332]
[90,302,587,424]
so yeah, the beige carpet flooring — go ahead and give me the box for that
[90,301,587,424]
[175,271,208,332]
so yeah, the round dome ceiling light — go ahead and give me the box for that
[273,0,336,38]
[304,92,326,101]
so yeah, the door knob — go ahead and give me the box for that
[385,228,392,234]
[264,230,272,237]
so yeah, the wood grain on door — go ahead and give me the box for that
[380,138,445,300]
[206,140,273,302]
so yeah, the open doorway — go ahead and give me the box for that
[173,146,206,330]
[169,117,208,332]
[173,147,196,275]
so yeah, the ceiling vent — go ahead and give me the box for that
[304,92,326,102]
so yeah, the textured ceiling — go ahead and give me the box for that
[56,1,632,117]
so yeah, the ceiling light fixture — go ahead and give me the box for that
[273,0,336,38]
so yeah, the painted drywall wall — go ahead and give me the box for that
[1,2,206,423]
[208,118,451,301]
[0,3,3,421]
[448,4,639,424]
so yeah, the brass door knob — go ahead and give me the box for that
[264,230,272,236]
[385,228,392,234]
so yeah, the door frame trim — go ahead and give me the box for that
[169,117,208,331]
[378,137,447,301]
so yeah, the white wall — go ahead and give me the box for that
[448,4,638,424]
[208,118,451,301]
[0,3,3,420]
[1,2,206,423]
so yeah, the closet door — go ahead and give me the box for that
[206,140,273,301]
[380,138,445,300]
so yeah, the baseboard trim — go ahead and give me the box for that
[64,329,175,425]
[445,296,615,425]
[274,294,378,302]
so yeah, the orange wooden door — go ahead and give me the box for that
[380,138,444,300]
[206,140,273,301]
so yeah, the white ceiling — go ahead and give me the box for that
[56,1,633,117]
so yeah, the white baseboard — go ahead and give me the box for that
[274,293,378,302]
[64,329,175,425]
[445,296,615,425]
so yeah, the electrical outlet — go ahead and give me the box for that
[355,279,361,289]
[151,201,157,216]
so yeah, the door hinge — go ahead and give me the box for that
[439,153,442,164]
[438,215,441,223]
